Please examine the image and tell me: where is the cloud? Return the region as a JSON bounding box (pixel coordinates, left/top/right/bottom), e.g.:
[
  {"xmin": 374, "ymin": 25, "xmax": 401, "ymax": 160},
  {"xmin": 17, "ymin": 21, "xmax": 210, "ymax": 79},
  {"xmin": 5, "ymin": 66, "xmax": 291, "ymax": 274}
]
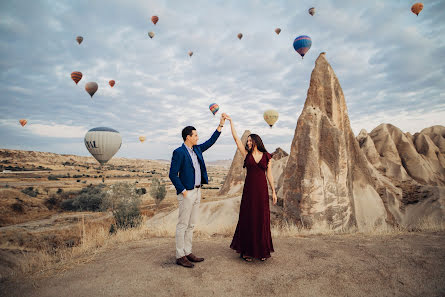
[
  {"xmin": 0, "ymin": 0, "xmax": 444, "ymax": 160},
  {"xmin": 28, "ymin": 123, "xmax": 87, "ymax": 138}
]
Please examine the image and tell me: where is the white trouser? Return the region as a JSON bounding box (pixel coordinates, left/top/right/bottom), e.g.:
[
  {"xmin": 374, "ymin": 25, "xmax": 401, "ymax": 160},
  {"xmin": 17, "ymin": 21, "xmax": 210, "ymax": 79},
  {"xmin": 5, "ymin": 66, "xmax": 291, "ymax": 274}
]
[{"xmin": 175, "ymin": 187, "xmax": 201, "ymax": 259}]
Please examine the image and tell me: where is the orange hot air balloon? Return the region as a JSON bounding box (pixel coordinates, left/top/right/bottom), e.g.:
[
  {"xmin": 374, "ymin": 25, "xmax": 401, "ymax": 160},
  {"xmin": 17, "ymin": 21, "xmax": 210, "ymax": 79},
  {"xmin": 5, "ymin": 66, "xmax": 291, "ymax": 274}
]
[
  {"xmin": 411, "ymin": 3, "xmax": 423, "ymax": 16},
  {"xmin": 71, "ymin": 71, "xmax": 82, "ymax": 84},
  {"xmin": 275, "ymin": 28, "xmax": 281, "ymax": 35},
  {"xmin": 151, "ymin": 15, "xmax": 159, "ymax": 25},
  {"xmin": 19, "ymin": 119, "xmax": 27, "ymax": 127},
  {"xmin": 85, "ymin": 82, "xmax": 98, "ymax": 98},
  {"xmin": 76, "ymin": 36, "xmax": 83, "ymax": 44},
  {"xmin": 109, "ymin": 80, "xmax": 115, "ymax": 87},
  {"xmin": 237, "ymin": 33, "xmax": 243, "ymax": 40}
]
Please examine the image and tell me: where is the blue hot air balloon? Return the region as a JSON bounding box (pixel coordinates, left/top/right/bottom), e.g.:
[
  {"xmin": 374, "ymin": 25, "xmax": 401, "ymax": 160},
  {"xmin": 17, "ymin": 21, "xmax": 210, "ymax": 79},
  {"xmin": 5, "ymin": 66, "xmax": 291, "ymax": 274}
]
[{"xmin": 293, "ymin": 35, "xmax": 312, "ymax": 59}]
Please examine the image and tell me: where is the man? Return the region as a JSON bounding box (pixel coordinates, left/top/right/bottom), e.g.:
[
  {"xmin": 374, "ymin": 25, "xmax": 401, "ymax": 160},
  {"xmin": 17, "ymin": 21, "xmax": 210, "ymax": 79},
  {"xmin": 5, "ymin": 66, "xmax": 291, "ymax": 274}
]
[{"xmin": 169, "ymin": 114, "xmax": 226, "ymax": 268}]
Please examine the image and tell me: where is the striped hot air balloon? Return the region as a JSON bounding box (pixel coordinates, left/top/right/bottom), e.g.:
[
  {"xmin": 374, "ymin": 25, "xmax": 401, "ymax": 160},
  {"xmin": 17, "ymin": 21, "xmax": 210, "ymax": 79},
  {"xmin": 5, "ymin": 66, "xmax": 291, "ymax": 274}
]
[
  {"xmin": 411, "ymin": 3, "xmax": 423, "ymax": 16},
  {"xmin": 71, "ymin": 71, "xmax": 82, "ymax": 84},
  {"xmin": 19, "ymin": 119, "xmax": 27, "ymax": 127},
  {"xmin": 151, "ymin": 15, "xmax": 159, "ymax": 25},
  {"xmin": 84, "ymin": 127, "xmax": 122, "ymax": 165},
  {"xmin": 109, "ymin": 80, "xmax": 115, "ymax": 87},
  {"xmin": 209, "ymin": 103, "xmax": 219, "ymax": 116},
  {"xmin": 85, "ymin": 82, "xmax": 98, "ymax": 98},
  {"xmin": 293, "ymin": 35, "xmax": 312, "ymax": 59}
]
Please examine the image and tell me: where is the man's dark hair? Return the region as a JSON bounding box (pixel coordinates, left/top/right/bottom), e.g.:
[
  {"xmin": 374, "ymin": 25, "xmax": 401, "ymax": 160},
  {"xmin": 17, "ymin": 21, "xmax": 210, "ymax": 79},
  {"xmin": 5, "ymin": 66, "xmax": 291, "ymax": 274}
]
[{"xmin": 182, "ymin": 126, "xmax": 196, "ymax": 141}]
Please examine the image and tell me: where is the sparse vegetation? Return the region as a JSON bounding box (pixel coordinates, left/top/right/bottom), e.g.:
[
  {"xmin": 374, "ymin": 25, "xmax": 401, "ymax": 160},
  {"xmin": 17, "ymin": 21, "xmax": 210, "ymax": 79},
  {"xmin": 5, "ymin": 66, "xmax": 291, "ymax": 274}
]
[
  {"xmin": 21, "ymin": 187, "xmax": 39, "ymax": 197},
  {"xmin": 11, "ymin": 202, "xmax": 24, "ymax": 213},
  {"xmin": 60, "ymin": 184, "xmax": 106, "ymax": 212},
  {"xmin": 48, "ymin": 175, "xmax": 59, "ymax": 180},
  {"xmin": 103, "ymin": 182, "xmax": 142, "ymax": 230},
  {"xmin": 150, "ymin": 178, "xmax": 166, "ymax": 207}
]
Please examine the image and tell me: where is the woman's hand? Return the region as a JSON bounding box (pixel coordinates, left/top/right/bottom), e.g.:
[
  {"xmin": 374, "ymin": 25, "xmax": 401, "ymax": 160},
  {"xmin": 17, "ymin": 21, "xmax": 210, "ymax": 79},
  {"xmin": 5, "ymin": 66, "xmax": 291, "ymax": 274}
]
[
  {"xmin": 272, "ymin": 192, "xmax": 277, "ymax": 205},
  {"xmin": 222, "ymin": 113, "xmax": 231, "ymax": 122}
]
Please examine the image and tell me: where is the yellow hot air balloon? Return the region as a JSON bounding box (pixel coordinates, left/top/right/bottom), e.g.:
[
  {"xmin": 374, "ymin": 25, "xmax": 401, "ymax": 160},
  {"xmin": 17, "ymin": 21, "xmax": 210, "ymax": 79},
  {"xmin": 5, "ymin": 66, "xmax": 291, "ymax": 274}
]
[
  {"xmin": 263, "ymin": 110, "xmax": 279, "ymax": 128},
  {"xmin": 411, "ymin": 3, "xmax": 423, "ymax": 16},
  {"xmin": 139, "ymin": 136, "xmax": 146, "ymax": 143}
]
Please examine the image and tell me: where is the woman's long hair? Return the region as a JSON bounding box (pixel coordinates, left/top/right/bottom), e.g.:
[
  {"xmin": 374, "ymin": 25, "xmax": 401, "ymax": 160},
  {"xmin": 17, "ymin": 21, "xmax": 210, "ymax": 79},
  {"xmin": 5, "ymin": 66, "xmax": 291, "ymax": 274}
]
[{"xmin": 245, "ymin": 134, "xmax": 268, "ymax": 153}]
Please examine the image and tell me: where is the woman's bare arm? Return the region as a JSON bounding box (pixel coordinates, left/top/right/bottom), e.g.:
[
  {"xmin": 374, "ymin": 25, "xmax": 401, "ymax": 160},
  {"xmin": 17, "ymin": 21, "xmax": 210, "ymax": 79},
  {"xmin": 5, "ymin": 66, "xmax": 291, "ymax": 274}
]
[
  {"xmin": 266, "ymin": 158, "xmax": 277, "ymax": 205},
  {"xmin": 225, "ymin": 115, "xmax": 247, "ymax": 158}
]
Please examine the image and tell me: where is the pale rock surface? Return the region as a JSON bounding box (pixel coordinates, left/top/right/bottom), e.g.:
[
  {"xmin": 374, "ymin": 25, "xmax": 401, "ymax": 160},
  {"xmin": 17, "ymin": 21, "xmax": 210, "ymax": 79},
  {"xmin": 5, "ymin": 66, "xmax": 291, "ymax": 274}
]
[{"xmin": 281, "ymin": 53, "xmax": 387, "ymax": 231}]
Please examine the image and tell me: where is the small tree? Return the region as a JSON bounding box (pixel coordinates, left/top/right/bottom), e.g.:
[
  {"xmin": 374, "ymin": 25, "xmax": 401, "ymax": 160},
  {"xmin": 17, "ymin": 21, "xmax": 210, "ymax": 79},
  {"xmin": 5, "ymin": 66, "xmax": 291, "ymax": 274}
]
[
  {"xmin": 103, "ymin": 182, "xmax": 142, "ymax": 230},
  {"xmin": 150, "ymin": 178, "xmax": 166, "ymax": 207}
]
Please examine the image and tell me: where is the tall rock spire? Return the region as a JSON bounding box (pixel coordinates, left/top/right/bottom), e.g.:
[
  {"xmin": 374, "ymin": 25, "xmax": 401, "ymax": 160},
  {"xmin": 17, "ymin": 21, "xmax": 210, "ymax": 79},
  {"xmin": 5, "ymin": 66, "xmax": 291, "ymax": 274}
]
[{"xmin": 282, "ymin": 53, "xmax": 387, "ymax": 231}]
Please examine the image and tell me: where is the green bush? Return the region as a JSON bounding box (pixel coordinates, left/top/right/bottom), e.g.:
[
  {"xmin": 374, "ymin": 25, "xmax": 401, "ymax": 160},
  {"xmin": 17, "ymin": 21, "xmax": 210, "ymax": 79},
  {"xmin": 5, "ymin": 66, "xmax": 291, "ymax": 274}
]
[
  {"xmin": 60, "ymin": 184, "xmax": 106, "ymax": 212},
  {"xmin": 102, "ymin": 182, "xmax": 142, "ymax": 230},
  {"xmin": 150, "ymin": 178, "xmax": 166, "ymax": 207},
  {"xmin": 45, "ymin": 196, "xmax": 59, "ymax": 210},
  {"xmin": 21, "ymin": 187, "xmax": 39, "ymax": 197}
]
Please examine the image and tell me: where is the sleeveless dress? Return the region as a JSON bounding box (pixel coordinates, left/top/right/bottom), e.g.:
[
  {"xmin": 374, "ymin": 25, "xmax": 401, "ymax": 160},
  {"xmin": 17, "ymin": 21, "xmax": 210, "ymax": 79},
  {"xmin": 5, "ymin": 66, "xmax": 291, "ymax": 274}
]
[{"xmin": 230, "ymin": 151, "xmax": 274, "ymax": 259}]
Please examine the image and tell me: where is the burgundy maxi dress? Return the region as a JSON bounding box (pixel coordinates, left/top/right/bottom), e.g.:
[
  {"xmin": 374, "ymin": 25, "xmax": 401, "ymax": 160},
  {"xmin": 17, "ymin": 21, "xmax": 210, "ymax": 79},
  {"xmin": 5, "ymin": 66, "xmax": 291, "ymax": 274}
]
[{"xmin": 230, "ymin": 151, "xmax": 274, "ymax": 259}]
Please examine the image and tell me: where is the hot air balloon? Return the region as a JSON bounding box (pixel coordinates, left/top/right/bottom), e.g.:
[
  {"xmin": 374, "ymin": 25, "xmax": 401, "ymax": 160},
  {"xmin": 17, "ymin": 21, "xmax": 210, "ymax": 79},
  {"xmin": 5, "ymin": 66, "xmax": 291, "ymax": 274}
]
[
  {"xmin": 71, "ymin": 71, "xmax": 82, "ymax": 84},
  {"xmin": 148, "ymin": 31, "xmax": 155, "ymax": 39},
  {"xmin": 263, "ymin": 110, "xmax": 279, "ymax": 128},
  {"xmin": 411, "ymin": 3, "xmax": 423, "ymax": 16},
  {"xmin": 308, "ymin": 7, "xmax": 315, "ymax": 16},
  {"xmin": 139, "ymin": 136, "xmax": 146, "ymax": 143},
  {"xmin": 19, "ymin": 119, "xmax": 27, "ymax": 127},
  {"xmin": 85, "ymin": 82, "xmax": 98, "ymax": 98},
  {"xmin": 209, "ymin": 103, "xmax": 219, "ymax": 116},
  {"xmin": 151, "ymin": 15, "xmax": 159, "ymax": 25},
  {"xmin": 84, "ymin": 127, "xmax": 122, "ymax": 165},
  {"xmin": 293, "ymin": 35, "xmax": 312, "ymax": 59},
  {"xmin": 188, "ymin": 51, "xmax": 193, "ymax": 57},
  {"xmin": 109, "ymin": 80, "xmax": 115, "ymax": 87},
  {"xmin": 237, "ymin": 33, "xmax": 243, "ymax": 40},
  {"xmin": 275, "ymin": 28, "xmax": 281, "ymax": 35},
  {"xmin": 76, "ymin": 36, "xmax": 83, "ymax": 44}
]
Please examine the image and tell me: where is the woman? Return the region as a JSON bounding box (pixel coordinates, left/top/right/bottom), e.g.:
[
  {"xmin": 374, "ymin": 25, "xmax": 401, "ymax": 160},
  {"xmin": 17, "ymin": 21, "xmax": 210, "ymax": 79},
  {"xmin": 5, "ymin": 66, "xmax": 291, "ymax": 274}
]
[{"xmin": 224, "ymin": 114, "xmax": 277, "ymax": 262}]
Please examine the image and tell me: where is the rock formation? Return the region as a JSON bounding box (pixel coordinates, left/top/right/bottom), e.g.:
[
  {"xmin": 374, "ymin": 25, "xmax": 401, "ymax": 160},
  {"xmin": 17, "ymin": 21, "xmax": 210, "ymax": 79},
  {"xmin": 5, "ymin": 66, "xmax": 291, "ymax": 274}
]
[
  {"xmin": 271, "ymin": 148, "xmax": 289, "ymax": 160},
  {"xmin": 367, "ymin": 124, "xmax": 444, "ymax": 186},
  {"xmin": 281, "ymin": 53, "xmax": 392, "ymax": 231}
]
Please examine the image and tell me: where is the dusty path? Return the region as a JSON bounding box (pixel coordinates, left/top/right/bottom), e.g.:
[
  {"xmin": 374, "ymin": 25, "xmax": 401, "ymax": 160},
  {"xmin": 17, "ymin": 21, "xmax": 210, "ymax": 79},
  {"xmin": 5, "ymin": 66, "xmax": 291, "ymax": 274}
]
[{"xmin": 2, "ymin": 232, "xmax": 445, "ymax": 297}]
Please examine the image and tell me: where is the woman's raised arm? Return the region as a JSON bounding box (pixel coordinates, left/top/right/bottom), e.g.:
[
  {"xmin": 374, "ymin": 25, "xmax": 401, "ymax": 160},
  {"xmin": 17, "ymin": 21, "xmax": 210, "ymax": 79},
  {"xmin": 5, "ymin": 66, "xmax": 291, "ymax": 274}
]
[{"xmin": 223, "ymin": 114, "xmax": 247, "ymax": 158}]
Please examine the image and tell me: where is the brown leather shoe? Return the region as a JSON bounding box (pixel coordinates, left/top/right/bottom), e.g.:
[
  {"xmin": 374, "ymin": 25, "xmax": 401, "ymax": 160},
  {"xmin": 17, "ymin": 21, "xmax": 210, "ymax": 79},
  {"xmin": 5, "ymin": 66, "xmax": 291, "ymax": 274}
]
[
  {"xmin": 176, "ymin": 256, "xmax": 194, "ymax": 268},
  {"xmin": 186, "ymin": 253, "xmax": 204, "ymax": 262}
]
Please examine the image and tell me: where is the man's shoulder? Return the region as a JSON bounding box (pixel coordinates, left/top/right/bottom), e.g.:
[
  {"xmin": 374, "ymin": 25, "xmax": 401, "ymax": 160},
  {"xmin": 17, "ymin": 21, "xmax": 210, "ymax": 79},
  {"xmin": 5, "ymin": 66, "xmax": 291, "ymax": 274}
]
[{"xmin": 173, "ymin": 146, "xmax": 185, "ymax": 154}]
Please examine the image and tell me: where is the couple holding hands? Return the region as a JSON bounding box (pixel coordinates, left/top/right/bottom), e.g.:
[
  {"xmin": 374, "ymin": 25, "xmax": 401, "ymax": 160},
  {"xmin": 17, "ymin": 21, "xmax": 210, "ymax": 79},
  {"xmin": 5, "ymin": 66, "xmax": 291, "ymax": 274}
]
[{"xmin": 169, "ymin": 113, "xmax": 277, "ymax": 268}]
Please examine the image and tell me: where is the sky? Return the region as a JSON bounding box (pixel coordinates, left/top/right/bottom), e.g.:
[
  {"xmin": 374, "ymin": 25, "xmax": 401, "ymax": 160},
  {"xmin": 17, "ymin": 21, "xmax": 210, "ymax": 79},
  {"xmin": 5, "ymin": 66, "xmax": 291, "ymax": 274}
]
[{"xmin": 1, "ymin": 0, "xmax": 444, "ymax": 161}]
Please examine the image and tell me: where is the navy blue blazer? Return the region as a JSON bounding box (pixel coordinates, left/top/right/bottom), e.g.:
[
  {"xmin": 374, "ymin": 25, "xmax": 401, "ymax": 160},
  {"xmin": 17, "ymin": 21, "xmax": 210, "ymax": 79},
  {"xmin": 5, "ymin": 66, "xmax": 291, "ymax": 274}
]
[{"xmin": 169, "ymin": 129, "xmax": 221, "ymax": 195}]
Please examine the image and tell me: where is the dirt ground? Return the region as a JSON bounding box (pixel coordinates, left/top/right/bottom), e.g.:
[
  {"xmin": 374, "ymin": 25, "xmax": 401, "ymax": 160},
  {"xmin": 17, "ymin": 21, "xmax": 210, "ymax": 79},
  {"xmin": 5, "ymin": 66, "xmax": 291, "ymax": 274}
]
[{"xmin": 2, "ymin": 232, "xmax": 445, "ymax": 297}]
